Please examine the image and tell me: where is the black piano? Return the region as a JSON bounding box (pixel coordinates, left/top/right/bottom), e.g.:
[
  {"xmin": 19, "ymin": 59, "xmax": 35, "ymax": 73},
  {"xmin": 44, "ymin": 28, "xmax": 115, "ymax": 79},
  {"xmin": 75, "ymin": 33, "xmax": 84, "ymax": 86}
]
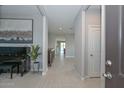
[{"xmin": 0, "ymin": 47, "xmax": 30, "ymax": 79}]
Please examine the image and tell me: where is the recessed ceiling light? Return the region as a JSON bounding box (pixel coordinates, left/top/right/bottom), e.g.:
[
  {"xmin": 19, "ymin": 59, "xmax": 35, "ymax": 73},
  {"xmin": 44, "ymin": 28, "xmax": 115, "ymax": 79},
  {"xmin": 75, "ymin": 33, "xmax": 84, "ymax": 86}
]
[{"xmin": 59, "ymin": 27, "xmax": 63, "ymax": 31}]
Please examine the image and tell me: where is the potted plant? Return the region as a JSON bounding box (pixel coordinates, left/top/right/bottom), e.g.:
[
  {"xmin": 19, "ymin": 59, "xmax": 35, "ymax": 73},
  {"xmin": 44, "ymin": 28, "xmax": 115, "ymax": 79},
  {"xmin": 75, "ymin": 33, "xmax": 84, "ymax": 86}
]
[{"xmin": 28, "ymin": 45, "xmax": 41, "ymax": 63}]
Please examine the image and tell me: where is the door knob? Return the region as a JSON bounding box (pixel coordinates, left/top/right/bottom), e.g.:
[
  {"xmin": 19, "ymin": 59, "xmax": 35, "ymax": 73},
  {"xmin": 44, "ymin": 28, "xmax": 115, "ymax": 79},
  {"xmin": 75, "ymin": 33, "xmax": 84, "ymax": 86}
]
[
  {"xmin": 90, "ymin": 54, "xmax": 93, "ymax": 56},
  {"xmin": 106, "ymin": 60, "xmax": 112, "ymax": 66},
  {"xmin": 103, "ymin": 72, "xmax": 112, "ymax": 80}
]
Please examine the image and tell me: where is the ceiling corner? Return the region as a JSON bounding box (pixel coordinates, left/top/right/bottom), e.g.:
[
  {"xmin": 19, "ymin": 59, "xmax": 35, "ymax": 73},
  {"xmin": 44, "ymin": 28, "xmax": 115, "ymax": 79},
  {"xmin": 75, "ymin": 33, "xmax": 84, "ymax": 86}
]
[{"xmin": 36, "ymin": 5, "xmax": 47, "ymax": 17}]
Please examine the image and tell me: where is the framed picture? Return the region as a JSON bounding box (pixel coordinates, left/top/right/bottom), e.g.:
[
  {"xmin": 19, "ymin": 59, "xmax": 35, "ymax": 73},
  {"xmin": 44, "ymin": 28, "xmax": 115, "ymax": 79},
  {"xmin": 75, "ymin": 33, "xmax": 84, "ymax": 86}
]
[{"xmin": 0, "ymin": 18, "xmax": 33, "ymax": 43}]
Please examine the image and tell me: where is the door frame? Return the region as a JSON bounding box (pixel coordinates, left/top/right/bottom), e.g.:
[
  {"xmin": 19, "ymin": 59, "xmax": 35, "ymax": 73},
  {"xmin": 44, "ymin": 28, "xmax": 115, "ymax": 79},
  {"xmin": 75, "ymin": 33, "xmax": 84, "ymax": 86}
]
[
  {"xmin": 101, "ymin": 5, "xmax": 106, "ymax": 88},
  {"xmin": 84, "ymin": 5, "xmax": 105, "ymax": 87},
  {"xmin": 85, "ymin": 5, "xmax": 102, "ymax": 79},
  {"xmin": 55, "ymin": 39, "xmax": 66, "ymax": 55},
  {"xmin": 56, "ymin": 40, "xmax": 66, "ymax": 55}
]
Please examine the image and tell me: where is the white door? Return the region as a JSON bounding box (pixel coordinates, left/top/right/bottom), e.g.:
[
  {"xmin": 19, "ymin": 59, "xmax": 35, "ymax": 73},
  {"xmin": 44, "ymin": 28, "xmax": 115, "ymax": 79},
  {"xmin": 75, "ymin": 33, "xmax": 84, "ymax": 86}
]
[{"xmin": 88, "ymin": 25, "xmax": 101, "ymax": 77}]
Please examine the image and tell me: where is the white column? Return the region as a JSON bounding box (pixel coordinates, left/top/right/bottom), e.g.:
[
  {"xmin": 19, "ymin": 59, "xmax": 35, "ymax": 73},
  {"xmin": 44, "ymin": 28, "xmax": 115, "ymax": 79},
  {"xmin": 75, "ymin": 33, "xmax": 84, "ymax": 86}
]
[{"xmin": 42, "ymin": 16, "xmax": 48, "ymax": 75}]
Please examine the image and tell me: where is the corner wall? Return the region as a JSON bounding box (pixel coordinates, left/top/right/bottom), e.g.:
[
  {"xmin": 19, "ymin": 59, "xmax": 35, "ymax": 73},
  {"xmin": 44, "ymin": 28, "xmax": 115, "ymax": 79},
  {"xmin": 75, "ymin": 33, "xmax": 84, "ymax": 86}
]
[{"xmin": 73, "ymin": 9, "xmax": 86, "ymax": 79}]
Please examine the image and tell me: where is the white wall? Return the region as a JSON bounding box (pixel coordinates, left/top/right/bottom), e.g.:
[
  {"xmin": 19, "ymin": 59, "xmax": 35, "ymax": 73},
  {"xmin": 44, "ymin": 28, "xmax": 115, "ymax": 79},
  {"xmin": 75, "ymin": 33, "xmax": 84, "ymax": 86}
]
[
  {"xmin": 73, "ymin": 8, "xmax": 86, "ymax": 79},
  {"xmin": 0, "ymin": 5, "xmax": 44, "ymax": 71},
  {"xmin": 65, "ymin": 34, "xmax": 75, "ymax": 57}
]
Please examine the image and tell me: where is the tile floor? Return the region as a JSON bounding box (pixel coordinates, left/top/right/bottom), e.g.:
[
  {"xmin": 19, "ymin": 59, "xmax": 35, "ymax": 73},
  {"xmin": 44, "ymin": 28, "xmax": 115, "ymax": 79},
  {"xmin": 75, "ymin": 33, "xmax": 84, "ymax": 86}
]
[{"xmin": 0, "ymin": 55, "xmax": 102, "ymax": 88}]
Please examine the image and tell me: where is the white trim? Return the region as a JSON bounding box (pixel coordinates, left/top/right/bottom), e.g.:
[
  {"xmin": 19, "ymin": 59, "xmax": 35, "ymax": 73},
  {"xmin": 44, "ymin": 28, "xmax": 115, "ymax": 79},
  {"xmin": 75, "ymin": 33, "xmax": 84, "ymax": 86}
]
[
  {"xmin": 42, "ymin": 16, "xmax": 48, "ymax": 74},
  {"xmin": 81, "ymin": 77, "xmax": 86, "ymax": 80},
  {"xmin": 101, "ymin": 5, "xmax": 106, "ymax": 88},
  {"xmin": 42, "ymin": 68, "xmax": 48, "ymax": 76},
  {"xmin": 84, "ymin": 76, "xmax": 90, "ymax": 79},
  {"xmin": 74, "ymin": 64, "xmax": 86, "ymax": 80},
  {"xmin": 66, "ymin": 56, "xmax": 75, "ymax": 58},
  {"xmin": 30, "ymin": 68, "xmax": 43, "ymax": 72},
  {"xmin": 81, "ymin": 76, "xmax": 90, "ymax": 80},
  {"xmin": 42, "ymin": 72, "xmax": 47, "ymax": 76},
  {"xmin": 81, "ymin": 10, "xmax": 86, "ymax": 79},
  {"xmin": 39, "ymin": 68, "xmax": 43, "ymax": 72}
]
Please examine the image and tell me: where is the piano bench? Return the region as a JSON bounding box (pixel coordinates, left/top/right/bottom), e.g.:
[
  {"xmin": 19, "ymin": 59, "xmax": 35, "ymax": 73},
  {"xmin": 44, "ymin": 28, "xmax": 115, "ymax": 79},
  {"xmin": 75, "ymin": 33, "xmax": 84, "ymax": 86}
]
[{"xmin": 0, "ymin": 63, "xmax": 18, "ymax": 79}]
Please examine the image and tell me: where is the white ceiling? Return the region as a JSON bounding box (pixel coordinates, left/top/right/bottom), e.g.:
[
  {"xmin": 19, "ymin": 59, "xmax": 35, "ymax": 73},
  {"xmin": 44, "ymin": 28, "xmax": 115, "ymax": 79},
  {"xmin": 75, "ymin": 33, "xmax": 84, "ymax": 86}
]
[{"xmin": 44, "ymin": 5, "xmax": 82, "ymax": 34}]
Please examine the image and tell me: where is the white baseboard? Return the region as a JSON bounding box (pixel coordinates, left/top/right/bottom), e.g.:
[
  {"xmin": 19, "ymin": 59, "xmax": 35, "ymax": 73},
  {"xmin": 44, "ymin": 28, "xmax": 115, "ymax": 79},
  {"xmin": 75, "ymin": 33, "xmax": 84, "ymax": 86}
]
[
  {"xmin": 30, "ymin": 68, "xmax": 42, "ymax": 72},
  {"xmin": 74, "ymin": 64, "xmax": 86, "ymax": 80},
  {"xmin": 42, "ymin": 68, "xmax": 48, "ymax": 76},
  {"xmin": 81, "ymin": 77, "xmax": 85, "ymax": 80},
  {"xmin": 30, "ymin": 68, "xmax": 48, "ymax": 76},
  {"xmin": 42, "ymin": 72, "xmax": 47, "ymax": 76},
  {"xmin": 39, "ymin": 68, "xmax": 43, "ymax": 72},
  {"xmin": 81, "ymin": 76, "xmax": 90, "ymax": 80},
  {"xmin": 66, "ymin": 56, "xmax": 75, "ymax": 58}
]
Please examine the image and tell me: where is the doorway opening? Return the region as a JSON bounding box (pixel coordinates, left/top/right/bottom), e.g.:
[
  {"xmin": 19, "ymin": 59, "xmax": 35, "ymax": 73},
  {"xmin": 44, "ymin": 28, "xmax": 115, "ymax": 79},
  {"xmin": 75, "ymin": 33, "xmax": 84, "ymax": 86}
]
[
  {"xmin": 60, "ymin": 42, "xmax": 66, "ymax": 55},
  {"xmin": 56, "ymin": 41, "xmax": 66, "ymax": 56}
]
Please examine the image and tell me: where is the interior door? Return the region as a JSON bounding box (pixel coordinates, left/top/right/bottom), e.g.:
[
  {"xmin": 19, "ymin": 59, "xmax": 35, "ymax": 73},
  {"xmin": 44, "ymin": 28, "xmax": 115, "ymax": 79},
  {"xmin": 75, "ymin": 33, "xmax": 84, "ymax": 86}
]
[
  {"xmin": 88, "ymin": 25, "xmax": 101, "ymax": 77},
  {"xmin": 105, "ymin": 5, "xmax": 124, "ymax": 88}
]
